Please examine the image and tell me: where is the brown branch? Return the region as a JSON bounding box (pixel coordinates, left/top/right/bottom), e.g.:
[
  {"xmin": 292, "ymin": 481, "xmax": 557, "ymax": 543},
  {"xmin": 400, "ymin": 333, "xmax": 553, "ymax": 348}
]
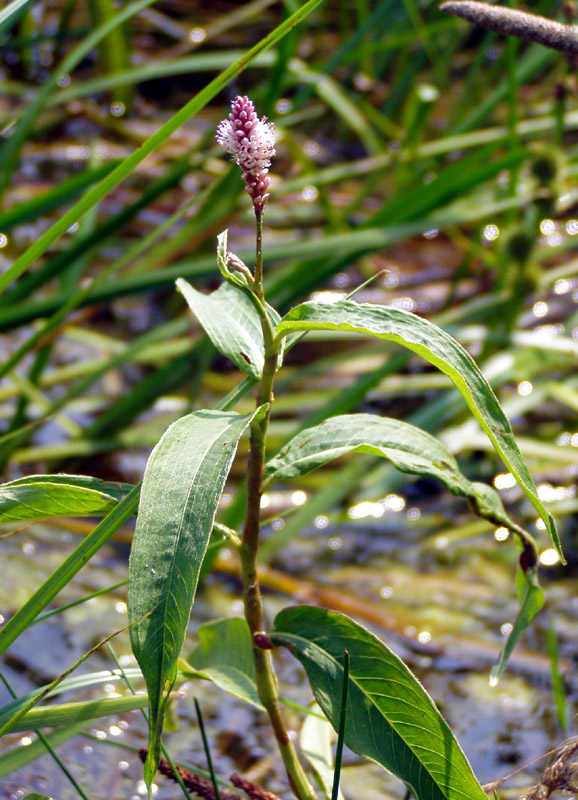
[
  {"xmin": 138, "ymin": 750, "xmax": 285, "ymax": 800},
  {"xmin": 231, "ymin": 773, "xmax": 283, "ymax": 800},
  {"xmin": 139, "ymin": 749, "xmax": 241, "ymax": 800},
  {"xmin": 440, "ymin": 1, "xmax": 578, "ymax": 57}
]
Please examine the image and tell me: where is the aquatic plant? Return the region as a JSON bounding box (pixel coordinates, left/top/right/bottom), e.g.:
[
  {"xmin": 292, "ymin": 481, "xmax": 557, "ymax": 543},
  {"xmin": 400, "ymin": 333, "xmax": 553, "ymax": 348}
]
[
  {"xmin": 0, "ymin": 1, "xmax": 574, "ymax": 798},
  {"xmin": 123, "ymin": 95, "xmax": 559, "ymax": 799}
]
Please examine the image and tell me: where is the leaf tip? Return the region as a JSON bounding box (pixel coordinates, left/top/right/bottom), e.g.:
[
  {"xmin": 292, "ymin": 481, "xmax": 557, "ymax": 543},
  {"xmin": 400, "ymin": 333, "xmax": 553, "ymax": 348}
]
[
  {"xmin": 488, "ymin": 671, "xmax": 500, "ymax": 688},
  {"xmin": 548, "ymin": 513, "xmax": 566, "ymax": 565},
  {"xmin": 175, "ymin": 277, "xmax": 189, "ymax": 296},
  {"xmin": 143, "ymin": 747, "xmax": 160, "ymax": 792}
]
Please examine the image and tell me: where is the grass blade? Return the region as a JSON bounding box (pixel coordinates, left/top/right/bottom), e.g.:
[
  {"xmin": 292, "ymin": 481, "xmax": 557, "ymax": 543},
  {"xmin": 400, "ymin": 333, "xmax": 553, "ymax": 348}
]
[
  {"xmin": 331, "ymin": 650, "xmax": 349, "ymax": 800},
  {"xmin": 0, "ymin": 0, "xmax": 326, "ymax": 294},
  {"xmin": 194, "ymin": 698, "xmax": 221, "ymax": 800},
  {"xmin": 0, "ymin": 484, "xmax": 140, "ymax": 657}
]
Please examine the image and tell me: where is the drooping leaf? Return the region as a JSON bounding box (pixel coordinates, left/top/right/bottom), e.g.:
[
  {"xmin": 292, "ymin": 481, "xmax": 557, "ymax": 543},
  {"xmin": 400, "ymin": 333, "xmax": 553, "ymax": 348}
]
[
  {"xmin": 272, "ymin": 606, "xmax": 487, "ymax": 800},
  {"xmin": 300, "ymin": 703, "xmax": 345, "ymax": 800},
  {"xmin": 0, "ymin": 475, "xmax": 131, "ymax": 524},
  {"xmin": 275, "ymin": 301, "xmax": 561, "ymax": 560},
  {"xmin": 266, "ymin": 414, "xmax": 524, "ymax": 531},
  {"xmin": 183, "ymin": 617, "xmax": 262, "ymax": 708},
  {"xmin": 266, "ymin": 413, "xmax": 461, "ymax": 484},
  {"xmin": 266, "ymin": 413, "xmax": 538, "ymax": 674},
  {"xmin": 490, "ymin": 567, "xmax": 544, "ymax": 686},
  {"xmin": 127, "ymin": 408, "xmax": 262, "ymax": 785}
]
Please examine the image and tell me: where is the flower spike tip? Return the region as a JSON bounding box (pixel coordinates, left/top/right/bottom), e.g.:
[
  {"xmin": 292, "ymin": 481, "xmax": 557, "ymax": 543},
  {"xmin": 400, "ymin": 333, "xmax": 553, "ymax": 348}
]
[{"xmin": 216, "ymin": 95, "xmax": 276, "ymax": 215}]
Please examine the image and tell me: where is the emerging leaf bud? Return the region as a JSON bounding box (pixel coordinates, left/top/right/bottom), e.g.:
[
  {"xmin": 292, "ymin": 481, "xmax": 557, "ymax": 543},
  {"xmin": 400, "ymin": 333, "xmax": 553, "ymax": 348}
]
[{"xmin": 216, "ymin": 95, "xmax": 276, "ymax": 215}]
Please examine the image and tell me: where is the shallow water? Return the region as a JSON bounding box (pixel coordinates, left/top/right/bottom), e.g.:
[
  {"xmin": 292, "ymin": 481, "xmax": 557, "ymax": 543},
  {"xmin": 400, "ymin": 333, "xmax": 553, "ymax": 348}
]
[{"xmin": 1, "ymin": 487, "xmax": 577, "ymax": 800}]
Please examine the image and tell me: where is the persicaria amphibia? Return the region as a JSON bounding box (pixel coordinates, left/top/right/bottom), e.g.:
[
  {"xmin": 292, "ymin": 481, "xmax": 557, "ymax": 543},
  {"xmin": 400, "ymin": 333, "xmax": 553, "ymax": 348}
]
[{"xmin": 216, "ymin": 95, "xmax": 276, "ymax": 214}]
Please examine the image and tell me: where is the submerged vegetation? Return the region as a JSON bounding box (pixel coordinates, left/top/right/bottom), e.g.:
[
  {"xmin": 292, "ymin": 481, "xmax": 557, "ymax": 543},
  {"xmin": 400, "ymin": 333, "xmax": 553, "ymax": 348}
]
[{"xmin": 0, "ymin": 1, "xmax": 577, "ymax": 799}]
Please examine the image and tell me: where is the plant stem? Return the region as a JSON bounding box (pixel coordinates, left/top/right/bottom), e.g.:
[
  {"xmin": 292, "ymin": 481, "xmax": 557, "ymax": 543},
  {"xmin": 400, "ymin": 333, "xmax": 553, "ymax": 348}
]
[
  {"xmin": 240, "ymin": 212, "xmax": 316, "ymax": 800},
  {"xmin": 254, "ymin": 208, "xmax": 265, "ymax": 301}
]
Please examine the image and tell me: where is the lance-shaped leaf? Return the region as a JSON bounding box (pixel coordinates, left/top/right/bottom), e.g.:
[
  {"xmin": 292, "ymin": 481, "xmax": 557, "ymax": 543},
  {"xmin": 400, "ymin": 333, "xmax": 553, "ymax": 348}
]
[
  {"xmin": 266, "ymin": 413, "xmax": 540, "ymax": 675},
  {"xmin": 0, "ymin": 474, "xmax": 131, "ymax": 524},
  {"xmin": 128, "ymin": 407, "xmax": 262, "ymax": 785},
  {"xmin": 266, "ymin": 414, "xmax": 523, "ymax": 530},
  {"xmin": 177, "ymin": 231, "xmax": 283, "ymax": 380},
  {"xmin": 22, "ymin": 795, "xmax": 54, "ymax": 800},
  {"xmin": 272, "ymin": 606, "xmax": 487, "ymax": 800},
  {"xmin": 275, "ymin": 301, "xmax": 561, "ymax": 560}
]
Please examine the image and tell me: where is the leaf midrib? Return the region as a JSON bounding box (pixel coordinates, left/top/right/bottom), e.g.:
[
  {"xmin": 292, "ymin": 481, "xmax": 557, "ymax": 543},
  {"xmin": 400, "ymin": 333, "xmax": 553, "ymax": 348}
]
[
  {"xmin": 157, "ymin": 422, "xmax": 225, "ymax": 685},
  {"xmin": 279, "ymin": 630, "xmax": 477, "ymax": 800}
]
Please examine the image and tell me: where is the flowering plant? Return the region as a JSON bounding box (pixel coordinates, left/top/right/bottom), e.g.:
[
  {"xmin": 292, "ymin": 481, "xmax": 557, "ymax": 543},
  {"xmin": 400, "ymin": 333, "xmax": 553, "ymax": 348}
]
[
  {"xmin": 123, "ymin": 96, "xmax": 560, "ymax": 800},
  {"xmin": 0, "ymin": 96, "xmax": 559, "ymax": 800}
]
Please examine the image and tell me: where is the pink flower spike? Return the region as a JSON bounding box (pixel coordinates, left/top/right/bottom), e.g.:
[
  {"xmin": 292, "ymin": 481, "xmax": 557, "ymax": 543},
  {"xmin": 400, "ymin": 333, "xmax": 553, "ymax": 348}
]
[{"xmin": 216, "ymin": 96, "xmax": 276, "ymax": 214}]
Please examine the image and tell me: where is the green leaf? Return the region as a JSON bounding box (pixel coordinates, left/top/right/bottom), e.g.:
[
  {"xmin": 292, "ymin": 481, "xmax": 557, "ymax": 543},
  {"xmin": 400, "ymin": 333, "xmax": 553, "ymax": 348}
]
[
  {"xmin": 128, "ymin": 408, "xmax": 261, "ymax": 785},
  {"xmin": 177, "ymin": 280, "xmax": 265, "ymax": 380},
  {"xmin": 465, "ymin": 480, "xmax": 525, "ymax": 531},
  {"xmin": 265, "ymin": 413, "xmax": 527, "ymax": 533},
  {"xmin": 0, "ymin": 474, "xmax": 132, "ymax": 524},
  {"xmin": 266, "ymin": 412, "xmax": 468, "ymax": 488},
  {"xmin": 0, "ymin": 694, "xmax": 148, "ymax": 734},
  {"xmin": 177, "ymin": 231, "xmax": 282, "ymax": 379},
  {"xmin": 5, "ymin": 473, "xmax": 133, "ymax": 497},
  {"xmin": 272, "ymin": 606, "xmax": 487, "ymax": 800},
  {"xmin": 275, "ymin": 301, "xmax": 561, "ymax": 560},
  {"xmin": 300, "ymin": 703, "xmax": 345, "ymax": 800},
  {"xmin": 0, "ymin": 482, "xmax": 116, "ymax": 524},
  {"xmin": 266, "ymin": 413, "xmax": 538, "ymax": 675},
  {"xmin": 490, "ymin": 568, "xmax": 544, "ymax": 686},
  {"xmin": 183, "ymin": 617, "xmax": 262, "ymax": 708},
  {"xmin": 22, "ymin": 795, "xmax": 55, "ymax": 800}
]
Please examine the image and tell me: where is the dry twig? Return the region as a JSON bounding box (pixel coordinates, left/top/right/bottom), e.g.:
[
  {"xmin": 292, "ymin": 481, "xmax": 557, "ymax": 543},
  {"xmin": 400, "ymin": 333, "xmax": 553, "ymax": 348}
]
[
  {"xmin": 138, "ymin": 749, "xmax": 283, "ymax": 800},
  {"xmin": 441, "ymin": 1, "xmax": 578, "ymax": 57}
]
